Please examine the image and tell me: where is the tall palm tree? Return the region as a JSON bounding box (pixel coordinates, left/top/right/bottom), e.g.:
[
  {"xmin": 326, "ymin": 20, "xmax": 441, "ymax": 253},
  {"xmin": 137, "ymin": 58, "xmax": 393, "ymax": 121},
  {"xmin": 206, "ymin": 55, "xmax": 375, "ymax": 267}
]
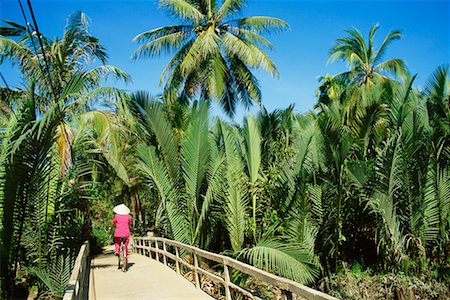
[
  {"xmin": 0, "ymin": 11, "xmax": 130, "ymax": 111},
  {"xmin": 328, "ymin": 24, "xmax": 408, "ymax": 86},
  {"xmin": 132, "ymin": 0, "xmax": 288, "ymax": 116}
]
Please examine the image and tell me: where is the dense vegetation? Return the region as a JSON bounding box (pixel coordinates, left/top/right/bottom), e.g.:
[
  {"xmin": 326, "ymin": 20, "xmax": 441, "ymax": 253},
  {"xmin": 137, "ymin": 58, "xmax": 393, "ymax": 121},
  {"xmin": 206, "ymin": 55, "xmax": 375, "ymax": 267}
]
[{"xmin": 0, "ymin": 0, "xmax": 448, "ymax": 299}]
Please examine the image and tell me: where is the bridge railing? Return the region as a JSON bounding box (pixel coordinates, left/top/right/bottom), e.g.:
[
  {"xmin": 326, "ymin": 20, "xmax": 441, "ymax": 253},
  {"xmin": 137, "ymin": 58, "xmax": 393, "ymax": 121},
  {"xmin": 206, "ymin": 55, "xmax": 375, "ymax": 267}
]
[
  {"xmin": 63, "ymin": 241, "xmax": 90, "ymax": 300},
  {"xmin": 133, "ymin": 236, "xmax": 336, "ymax": 300}
]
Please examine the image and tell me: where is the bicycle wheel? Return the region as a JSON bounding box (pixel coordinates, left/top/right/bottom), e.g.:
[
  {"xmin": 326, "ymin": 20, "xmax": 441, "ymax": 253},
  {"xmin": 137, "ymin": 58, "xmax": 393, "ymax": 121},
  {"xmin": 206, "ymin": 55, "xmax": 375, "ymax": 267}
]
[{"xmin": 120, "ymin": 241, "xmax": 126, "ymax": 272}]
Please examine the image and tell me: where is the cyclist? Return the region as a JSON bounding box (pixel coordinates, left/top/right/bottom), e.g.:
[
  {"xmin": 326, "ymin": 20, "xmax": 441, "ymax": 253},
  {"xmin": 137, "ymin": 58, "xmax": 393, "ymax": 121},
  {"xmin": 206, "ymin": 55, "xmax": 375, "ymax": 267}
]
[{"xmin": 111, "ymin": 203, "xmax": 131, "ymax": 266}]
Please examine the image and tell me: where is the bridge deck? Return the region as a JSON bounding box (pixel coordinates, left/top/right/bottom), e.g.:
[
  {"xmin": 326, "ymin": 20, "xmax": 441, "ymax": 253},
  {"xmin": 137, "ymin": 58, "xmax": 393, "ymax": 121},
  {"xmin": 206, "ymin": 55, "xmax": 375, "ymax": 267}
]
[{"xmin": 89, "ymin": 246, "xmax": 212, "ymax": 299}]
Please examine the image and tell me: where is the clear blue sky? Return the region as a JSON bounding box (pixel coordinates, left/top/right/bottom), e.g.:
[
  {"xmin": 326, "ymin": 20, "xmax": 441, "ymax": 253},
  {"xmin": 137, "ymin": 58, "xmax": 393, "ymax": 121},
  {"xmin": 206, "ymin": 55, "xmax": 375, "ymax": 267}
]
[{"xmin": 1, "ymin": 0, "xmax": 449, "ymax": 122}]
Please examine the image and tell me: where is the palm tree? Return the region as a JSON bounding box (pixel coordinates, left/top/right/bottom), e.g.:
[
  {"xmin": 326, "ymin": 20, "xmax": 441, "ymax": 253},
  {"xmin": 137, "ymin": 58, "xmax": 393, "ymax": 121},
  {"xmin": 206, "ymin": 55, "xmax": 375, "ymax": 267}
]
[
  {"xmin": 0, "ymin": 12, "xmax": 129, "ymax": 297},
  {"xmin": 0, "ymin": 11, "xmax": 130, "ymax": 111},
  {"xmin": 132, "ymin": 0, "xmax": 288, "ymax": 117},
  {"xmin": 328, "ymin": 24, "xmax": 408, "ymax": 86},
  {"xmin": 0, "ymin": 73, "xmax": 95, "ymax": 297},
  {"xmin": 425, "ymin": 65, "xmax": 449, "ymax": 168}
]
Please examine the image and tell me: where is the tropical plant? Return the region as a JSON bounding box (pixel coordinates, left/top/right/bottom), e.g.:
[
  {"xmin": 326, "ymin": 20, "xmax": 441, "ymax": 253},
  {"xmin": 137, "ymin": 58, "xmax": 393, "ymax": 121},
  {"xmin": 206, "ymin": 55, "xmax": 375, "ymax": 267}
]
[
  {"xmin": 0, "ymin": 74, "xmax": 91, "ymax": 297},
  {"xmin": 132, "ymin": 0, "xmax": 288, "ymax": 116},
  {"xmin": 0, "ymin": 11, "xmax": 129, "ymax": 112},
  {"xmin": 328, "ymin": 24, "xmax": 408, "ymax": 86},
  {"xmin": 0, "ymin": 11, "xmax": 129, "ymax": 298}
]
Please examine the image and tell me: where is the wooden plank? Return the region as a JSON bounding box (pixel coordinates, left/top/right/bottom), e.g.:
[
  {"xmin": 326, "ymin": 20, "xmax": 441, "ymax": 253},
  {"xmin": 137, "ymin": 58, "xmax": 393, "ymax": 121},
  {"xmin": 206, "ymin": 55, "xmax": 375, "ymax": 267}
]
[
  {"xmin": 229, "ymin": 282, "xmax": 262, "ymax": 300},
  {"xmin": 163, "ymin": 251, "xmax": 177, "ymax": 262},
  {"xmin": 196, "ymin": 268, "xmax": 225, "ymax": 285},
  {"xmin": 178, "ymin": 258, "xmax": 194, "ymax": 270},
  {"xmin": 63, "ymin": 241, "xmax": 90, "ymax": 300}
]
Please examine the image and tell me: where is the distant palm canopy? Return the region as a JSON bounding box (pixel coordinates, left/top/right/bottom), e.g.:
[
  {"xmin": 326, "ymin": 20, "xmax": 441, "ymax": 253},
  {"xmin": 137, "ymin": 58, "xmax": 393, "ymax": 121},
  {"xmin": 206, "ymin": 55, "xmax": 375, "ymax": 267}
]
[
  {"xmin": 132, "ymin": 0, "xmax": 289, "ymax": 117},
  {"xmin": 328, "ymin": 24, "xmax": 408, "ymax": 86}
]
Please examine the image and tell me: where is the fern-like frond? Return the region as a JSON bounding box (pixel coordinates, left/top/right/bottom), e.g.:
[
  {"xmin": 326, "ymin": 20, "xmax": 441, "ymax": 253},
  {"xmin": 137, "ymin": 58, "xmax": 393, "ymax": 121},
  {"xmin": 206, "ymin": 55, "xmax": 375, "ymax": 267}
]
[{"xmin": 241, "ymin": 239, "xmax": 320, "ymax": 285}]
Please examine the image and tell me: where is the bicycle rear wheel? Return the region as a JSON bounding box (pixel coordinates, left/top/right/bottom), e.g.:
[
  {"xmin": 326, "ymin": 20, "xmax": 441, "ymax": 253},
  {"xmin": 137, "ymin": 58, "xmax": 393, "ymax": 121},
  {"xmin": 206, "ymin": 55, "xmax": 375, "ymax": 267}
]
[{"xmin": 120, "ymin": 241, "xmax": 126, "ymax": 272}]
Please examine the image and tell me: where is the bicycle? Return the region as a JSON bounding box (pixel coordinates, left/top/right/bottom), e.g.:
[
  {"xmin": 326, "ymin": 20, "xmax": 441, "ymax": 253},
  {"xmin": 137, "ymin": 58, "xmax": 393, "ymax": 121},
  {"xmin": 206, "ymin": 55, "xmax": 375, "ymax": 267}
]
[{"xmin": 118, "ymin": 237, "xmax": 127, "ymax": 272}]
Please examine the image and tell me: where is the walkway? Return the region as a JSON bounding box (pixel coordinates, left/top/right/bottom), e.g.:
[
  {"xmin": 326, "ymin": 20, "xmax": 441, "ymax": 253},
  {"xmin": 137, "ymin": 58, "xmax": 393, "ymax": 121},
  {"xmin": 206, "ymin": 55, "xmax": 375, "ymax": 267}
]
[{"xmin": 89, "ymin": 246, "xmax": 212, "ymax": 299}]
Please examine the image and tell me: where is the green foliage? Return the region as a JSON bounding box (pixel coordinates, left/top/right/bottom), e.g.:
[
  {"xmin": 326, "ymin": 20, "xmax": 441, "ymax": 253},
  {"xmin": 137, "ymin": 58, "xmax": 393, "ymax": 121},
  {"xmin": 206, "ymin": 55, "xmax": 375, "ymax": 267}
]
[
  {"xmin": 328, "ymin": 24, "xmax": 407, "ymax": 86},
  {"xmin": 241, "ymin": 239, "xmax": 320, "ymax": 284},
  {"xmin": 1, "ymin": 4, "xmax": 449, "ymax": 298},
  {"xmin": 133, "ymin": 0, "xmax": 288, "ymax": 116},
  {"xmin": 0, "ymin": 10, "xmax": 129, "ymax": 298},
  {"xmin": 29, "ymin": 254, "xmax": 73, "ymax": 299}
]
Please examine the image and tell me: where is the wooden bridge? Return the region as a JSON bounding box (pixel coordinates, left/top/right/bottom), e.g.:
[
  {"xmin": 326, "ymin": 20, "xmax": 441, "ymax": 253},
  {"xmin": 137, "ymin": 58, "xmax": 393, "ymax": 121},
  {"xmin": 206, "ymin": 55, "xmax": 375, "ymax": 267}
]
[{"xmin": 64, "ymin": 237, "xmax": 337, "ymax": 300}]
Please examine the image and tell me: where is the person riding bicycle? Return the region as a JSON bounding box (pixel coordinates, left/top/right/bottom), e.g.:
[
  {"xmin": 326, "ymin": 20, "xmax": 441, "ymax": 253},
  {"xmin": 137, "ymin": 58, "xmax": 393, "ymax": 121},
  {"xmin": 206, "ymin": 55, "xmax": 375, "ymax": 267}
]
[{"xmin": 112, "ymin": 203, "xmax": 131, "ymax": 265}]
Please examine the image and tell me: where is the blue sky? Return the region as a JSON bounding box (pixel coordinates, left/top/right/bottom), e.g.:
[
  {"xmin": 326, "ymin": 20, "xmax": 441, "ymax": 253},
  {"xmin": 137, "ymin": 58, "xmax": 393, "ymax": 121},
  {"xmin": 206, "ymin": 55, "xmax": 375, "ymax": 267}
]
[{"xmin": 1, "ymin": 0, "xmax": 449, "ymax": 122}]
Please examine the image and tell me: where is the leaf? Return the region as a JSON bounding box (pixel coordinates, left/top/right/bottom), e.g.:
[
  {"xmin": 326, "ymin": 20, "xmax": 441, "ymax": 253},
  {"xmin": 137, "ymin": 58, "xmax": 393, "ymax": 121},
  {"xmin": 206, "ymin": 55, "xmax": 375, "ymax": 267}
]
[{"xmin": 241, "ymin": 239, "xmax": 320, "ymax": 284}]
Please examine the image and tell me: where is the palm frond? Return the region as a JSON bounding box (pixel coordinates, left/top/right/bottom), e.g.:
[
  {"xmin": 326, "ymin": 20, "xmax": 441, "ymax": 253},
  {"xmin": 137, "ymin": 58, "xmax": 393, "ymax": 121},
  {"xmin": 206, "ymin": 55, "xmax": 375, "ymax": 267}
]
[
  {"xmin": 242, "ymin": 114, "xmax": 261, "ymax": 185},
  {"xmin": 132, "ymin": 31, "xmax": 192, "ymax": 59},
  {"xmin": 132, "ymin": 94, "xmax": 180, "ymax": 180},
  {"xmin": 1, "ymin": 19, "xmax": 28, "ymax": 34},
  {"xmin": 159, "ymin": 0, "xmax": 204, "ymax": 23},
  {"xmin": 222, "ymin": 32, "xmax": 278, "ymax": 76},
  {"xmin": 80, "ymin": 110, "xmax": 130, "ymax": 185},
  {"xmin": 194, "ymin": 145, "xmax": 225, "ymax": 243},
  {"xmin": 233, "ymin": 16, "xmax": 289, "ymax": 34},
  {"xmin": 29, "ymin": 253, "xmax": 73, "ymax": 298},
  {"xmin": 85, "ymin": 65, "xmax": 131, "ymax": 85},
  {"xmin": 217, "ymin": 0, "xmax": 246, "ymax": 19},
  {"xmin": 422, "ymin": 163, "xmax": 450, "ymax": 245},
  {"xmin": 375, "ymin": 58, "xmax": 408, "ymax": 79},
  {"xmin": 137, "ymin": 144, "xmax": 190, "ymax": 244},
  {"xmin": 225, "ymin": 26, "xmax": 273, "ymax": 49},
  {"xmin": 241, "ymin": 239, "xmax": 320, "ymax": 284},
  {"xmin": 181, "ymin": 102, "xmax": 210, "ymax": 239},
  {"xmin": 372, "ymin": 29, "xmax": 402, "ymax": 66},
  {"xmin": 221, "ymin": 122, "xmax": 248, "ymax": 251}
]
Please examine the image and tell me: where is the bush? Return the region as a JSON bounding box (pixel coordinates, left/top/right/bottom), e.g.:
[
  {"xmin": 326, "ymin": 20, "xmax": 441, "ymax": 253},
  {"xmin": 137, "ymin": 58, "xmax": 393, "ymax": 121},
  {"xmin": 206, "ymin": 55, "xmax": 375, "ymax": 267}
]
[
  {"xmin": 90, "ymin": 200, "xmax": 114, "ymax": 253},
  {"xmin": 92, "ymin": 225, "xmax": 112, "ymax": 247},
  {"xmin": 328, "ymin": 268, "xmax": 450, "ymax": 299}
]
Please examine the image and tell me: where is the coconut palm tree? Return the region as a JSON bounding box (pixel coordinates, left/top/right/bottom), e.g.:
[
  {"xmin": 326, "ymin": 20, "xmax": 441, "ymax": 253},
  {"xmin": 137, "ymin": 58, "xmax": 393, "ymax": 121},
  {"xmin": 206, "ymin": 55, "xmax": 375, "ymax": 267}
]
[
  {"xmin": 0, "ymin": 11, "xmax": 130, "ymax": 111},
  {"xmin": 328, "ymin": 24, "xmax": 408, "ymax": 86},
  {"xmin": 132, "ymin": 0, "xmax": 288, "ymax": 117}
]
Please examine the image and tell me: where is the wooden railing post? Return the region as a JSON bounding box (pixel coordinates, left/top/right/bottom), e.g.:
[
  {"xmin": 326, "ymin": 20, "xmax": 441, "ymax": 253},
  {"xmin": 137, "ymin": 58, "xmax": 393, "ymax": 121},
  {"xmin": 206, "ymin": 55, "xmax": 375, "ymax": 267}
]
[
  {"xmin": 163, "ymin": 241, "xmax": 167, "ymax": 266},
  {"xmin": 193, "ymin": 253, "xmax": 200, "ymax": 288},
  {"xmin": 175, "ymin": 246, "xmax": 181, "ymax": 275},
  {"xmin": 155, "ymin": 240, "xmax": 160, "ymax": 262},
  {"xmin": 223, "ymin": 262, "xmax": 232, "ymax": 300}
]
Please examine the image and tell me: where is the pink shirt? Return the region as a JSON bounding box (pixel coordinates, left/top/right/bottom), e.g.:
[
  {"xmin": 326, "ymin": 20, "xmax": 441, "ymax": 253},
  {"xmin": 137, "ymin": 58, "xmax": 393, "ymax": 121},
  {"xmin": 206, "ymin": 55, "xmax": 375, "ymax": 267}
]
[{"xmin": 112, "ymin": 214, "xmax": 131, "ymax": 237}]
